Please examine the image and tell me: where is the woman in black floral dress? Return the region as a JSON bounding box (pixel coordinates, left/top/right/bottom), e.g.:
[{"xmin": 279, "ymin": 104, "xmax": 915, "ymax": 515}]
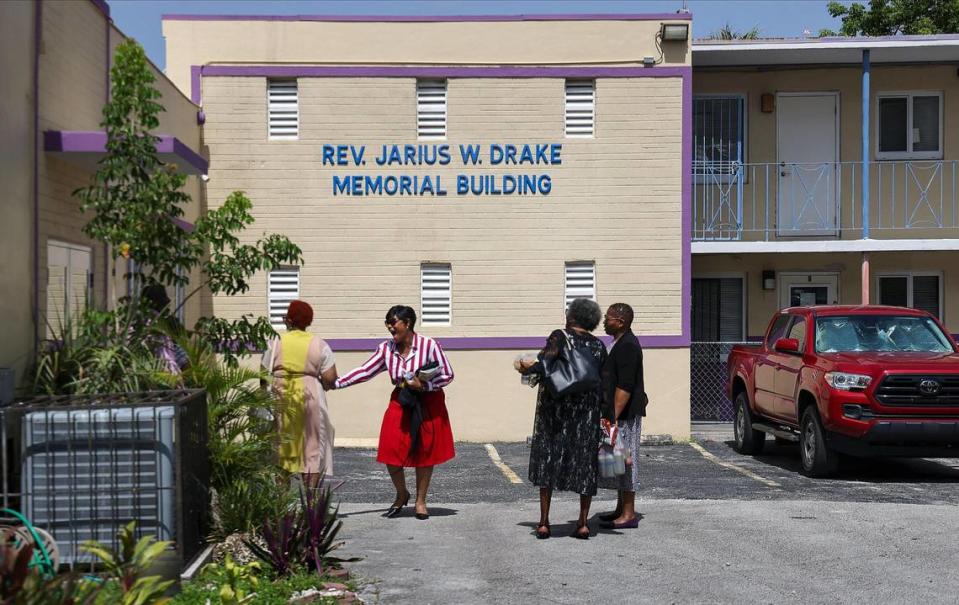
[{"xmin": 518, "ymin": 298, "xmax": 607, "ymax": 540}]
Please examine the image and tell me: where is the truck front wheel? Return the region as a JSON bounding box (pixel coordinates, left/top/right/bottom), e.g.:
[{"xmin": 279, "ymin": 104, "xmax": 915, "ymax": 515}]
[
  {"xmin": 733, "ymin": 392, "xmax": 765, "ymax": 455},
  {"xmin": 799, "ymin": 407, "xmax": 838, "ymax": 477}
]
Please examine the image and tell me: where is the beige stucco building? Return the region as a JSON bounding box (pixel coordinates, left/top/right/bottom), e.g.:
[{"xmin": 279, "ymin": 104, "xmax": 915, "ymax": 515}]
[
  {"xmin": 690, "ymin": 37, "xmax": 959, "ymax": 421},
  {"xmin": 8, "ymin": 4, "xmax": 955, "ymax": 442},
  {"xmin": 0, "ymin": 0, "xmax": 206, "ymax": 399},
  {"xmin": 162, "ymin": 13, "xmax": 694, "ymax": 442}
]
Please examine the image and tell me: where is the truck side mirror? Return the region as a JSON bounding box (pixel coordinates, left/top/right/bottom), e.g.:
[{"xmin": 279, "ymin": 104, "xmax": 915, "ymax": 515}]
[{"xmin": 774, "ymin": 338, "xmax": 800, "ymax": 353}]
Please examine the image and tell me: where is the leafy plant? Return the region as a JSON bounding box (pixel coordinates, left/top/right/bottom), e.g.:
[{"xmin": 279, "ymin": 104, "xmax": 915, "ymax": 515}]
[
  {"xmin": 1, "ymin": 543, "xmax": 101, "ymax": 605},
  {"xmin": 31, "ymin": 307, "xmax": 173, "ymax": 396},
  {"xmin": 81, "ymin": 522, "xmax": 174, "ymax": 605},
  {"xmin": 244, "ymin": 506, "xmax": 303, "ymax": 578},
  {"xmin": 243, "ymin": 480, "xmax": 355, "ymax": 578},
  {"xmin": 170, "ymin": 334, "xmax": 292, "ymax": 538},
  {"xmin": 74, "ymin": 39, "xmax": 302, "ymax": 363},
  {"xmin": 820, "ymin": 0, "xmax": 959, "ymax": 36},
  {"xmin": 300, "ymin": 484, "xmax": 346, "ymax": 573},
  {"xmin": 709, "ymin": 22, "xmax": 761, "ymax": 39},
  {"xmin": 200, "ymin": 556, "xmax": 261, "ymax": 605},
  {"xmin": 171, "ymin": 569, "xmax": 351, "ymax": 605}
]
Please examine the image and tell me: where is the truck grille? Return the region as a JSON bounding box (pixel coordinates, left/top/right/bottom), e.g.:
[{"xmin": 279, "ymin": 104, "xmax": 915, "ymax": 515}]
[{"xmin": 875, "ymin": 375, "xmax": 959, "ymax": 406}]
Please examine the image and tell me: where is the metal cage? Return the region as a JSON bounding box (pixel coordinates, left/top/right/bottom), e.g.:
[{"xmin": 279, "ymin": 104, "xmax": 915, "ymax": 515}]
[{"xmin": 1, "ymin": 390, "xmax": 209, "ymax": 570}]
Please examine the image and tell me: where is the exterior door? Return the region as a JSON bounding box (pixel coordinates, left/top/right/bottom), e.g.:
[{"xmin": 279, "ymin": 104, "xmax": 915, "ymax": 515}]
[
  {"xmin": 774, "ymin": 314, "xmax": 808, "ymax": 421},
  {"xmin": 779, "ymin": 273, "xmax": 839, "ymax": 309},
  {"xmin": 777, "ymin": 93, "xmax": 839, "ymax": 237},
  {"xmin": 46, "ymin": 241, "xmax": 92, "ymax": 338},
  {"xmin": 755, "ymin": 314, "xmax": 791, "ymax": 417}
]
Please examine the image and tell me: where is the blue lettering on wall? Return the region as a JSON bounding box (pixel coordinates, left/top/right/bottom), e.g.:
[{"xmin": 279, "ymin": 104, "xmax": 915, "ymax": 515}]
[{"xmin": 326, "ymin": 143, "xmax": 561, "ymax": 196}]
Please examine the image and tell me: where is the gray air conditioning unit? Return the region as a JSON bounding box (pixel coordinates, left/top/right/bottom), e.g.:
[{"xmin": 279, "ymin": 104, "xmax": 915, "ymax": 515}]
[{"xmin": 2, "ymin": 391, "xmax": 209, "ymax": 569}]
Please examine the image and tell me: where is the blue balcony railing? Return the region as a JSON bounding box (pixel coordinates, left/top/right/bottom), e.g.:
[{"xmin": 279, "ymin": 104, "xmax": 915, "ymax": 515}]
[{"xmin": 692, "ymin": 160, "xmax": 959, "ymax": 241}]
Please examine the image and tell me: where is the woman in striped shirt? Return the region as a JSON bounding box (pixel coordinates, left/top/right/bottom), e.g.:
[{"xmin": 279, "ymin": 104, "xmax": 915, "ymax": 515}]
[{"xmin": 334, "ymin": 305, "xmax": 455, "ymax": 520}]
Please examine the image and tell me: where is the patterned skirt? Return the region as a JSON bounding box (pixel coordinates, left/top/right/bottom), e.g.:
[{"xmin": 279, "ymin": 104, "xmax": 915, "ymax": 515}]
[
  {"xmin": 528, "ymin": 391, "xmax": 603, "ymax": 496},
  {"xmin": 598, "ymin": 416, "xmax": 643, "ymax": 492}
]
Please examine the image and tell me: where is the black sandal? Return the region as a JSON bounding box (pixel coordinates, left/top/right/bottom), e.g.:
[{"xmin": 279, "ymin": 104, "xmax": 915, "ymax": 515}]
[
  {"xmin": 572, "ymin": 523, "xmax": 590, "ymax": 540},
  {"xmin": 535, "ymin": 523, "xmax": 551, "ymax": 539}
]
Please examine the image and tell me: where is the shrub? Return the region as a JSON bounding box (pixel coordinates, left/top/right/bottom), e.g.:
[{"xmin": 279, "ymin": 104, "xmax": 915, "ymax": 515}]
[{"xmin": 244, "ymin": 479, "xmax": 355, "ymax": 578}]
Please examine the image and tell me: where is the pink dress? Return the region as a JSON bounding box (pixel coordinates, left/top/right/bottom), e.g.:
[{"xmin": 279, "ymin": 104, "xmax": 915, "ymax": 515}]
[{"xmin": 262, "ymin": 331, "xmax": 336, "ymax": 476}]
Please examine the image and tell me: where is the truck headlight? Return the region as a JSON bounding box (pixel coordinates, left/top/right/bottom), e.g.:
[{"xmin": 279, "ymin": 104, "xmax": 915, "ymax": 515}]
[{"xmin": 824, "ymin": 372, "xmax": 872, "ymax": 391}]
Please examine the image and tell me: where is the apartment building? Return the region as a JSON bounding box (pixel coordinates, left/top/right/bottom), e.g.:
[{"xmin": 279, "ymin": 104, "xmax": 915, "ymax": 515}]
[{"xmin": 690, "ymin": 35, "xmax": 959, "ymax": 421}]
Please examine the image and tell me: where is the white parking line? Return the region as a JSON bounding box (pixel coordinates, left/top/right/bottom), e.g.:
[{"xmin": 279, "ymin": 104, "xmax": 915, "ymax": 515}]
[
  {"xmin": 485, "ymin": 444, "xmax": 523, "ymax": 484},
  {"xmin": 689, "ymin": 442, "xmax": 781, "ymax": 488}
]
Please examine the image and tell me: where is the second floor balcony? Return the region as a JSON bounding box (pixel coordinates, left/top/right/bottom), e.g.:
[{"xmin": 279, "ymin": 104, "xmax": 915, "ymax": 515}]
[{"xmin": 692, "ymin": 160, "xmax": 959, "ymax": 243}]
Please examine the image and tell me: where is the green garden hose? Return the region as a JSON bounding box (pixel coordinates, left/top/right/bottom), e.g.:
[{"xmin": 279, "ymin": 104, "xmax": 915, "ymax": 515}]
[{"xmin": 1, "ymin": 508, "xmax": 55, "ymax": 577}]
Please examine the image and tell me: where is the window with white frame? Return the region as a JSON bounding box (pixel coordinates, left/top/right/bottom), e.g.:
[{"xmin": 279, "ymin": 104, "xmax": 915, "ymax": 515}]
[
  {"xmin": 421, "ymin": 263, "xmax": 452, "ymax": 325},
  {"xmin": 416, "ymin": 79, "xmax": 447, "ymax": 139},
  {"xmin": 268, "ymin": 79, "xmax": 299, "ymax": 140},
  {"xmin": 268, "ymin": 267, "xmax": 300, "ymax": 330},
  {"xmin": 693, "ymin": 95, "xmax": 746, "ymax": 179},
  {"xmin": 565, "ymin": 79, "xmax": 595, "ymax": 137},
  {"xmin": 877, "ymin": 92, "xmax": 942, "ymax": 159},
  {"xmin": 564, "ymin": 262, "xmax": 596, "ymax": 309},
  {"xmin": 877, "ymin": 273, "xmax": 942, "ymax": 319}
]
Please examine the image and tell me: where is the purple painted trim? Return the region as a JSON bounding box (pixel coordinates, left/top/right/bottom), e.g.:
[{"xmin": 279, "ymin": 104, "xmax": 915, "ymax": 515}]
[
  {"xmin": 163, "ymin": 12, "xmax": 691, "ymax": 23},
  {"xmin": 326, "ymin": 334, "xmax": 690, "ymax": 352},
  {"xmin": 90, "ymin": 0, "xmax": 110, "ymax": 19},
  {"xmin": 171, "ymin": 217, "xmax": 196, "ymax": 233},
  {"xmin": 201, "ymin": 65, "xmax": 690, "ymax": 79},
  {"xmin": 165, "ymin": 137, "xmax": 209, "ymax": 174},
  {"xmin": 190, "ymin": 65, "xmax": 202, "ymax": 104},
  {"xmin": 44, "ymin": 130, "xmax": 209, "ymax": 174}
]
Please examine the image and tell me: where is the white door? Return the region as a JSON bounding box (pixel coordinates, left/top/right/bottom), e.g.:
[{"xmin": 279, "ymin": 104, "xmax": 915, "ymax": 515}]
[
  {"xmin": 779, "ymin": 273, "xmax": 839, "ymax": 309},
  {"xmin": 777, "ymin": 93, "xmax": 839, "ymax": 237}
]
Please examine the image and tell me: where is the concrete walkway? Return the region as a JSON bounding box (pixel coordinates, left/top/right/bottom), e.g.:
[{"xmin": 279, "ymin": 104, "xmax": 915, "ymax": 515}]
[{"xmin": 333, "ymin": 441, "xmax": 959, "ymax": 604}]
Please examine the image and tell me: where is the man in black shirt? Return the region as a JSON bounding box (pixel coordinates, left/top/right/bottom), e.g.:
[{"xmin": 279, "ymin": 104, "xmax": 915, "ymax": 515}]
[{"xmin": 599, "ymin": 303, "xmax": 648, "ymax": 529}]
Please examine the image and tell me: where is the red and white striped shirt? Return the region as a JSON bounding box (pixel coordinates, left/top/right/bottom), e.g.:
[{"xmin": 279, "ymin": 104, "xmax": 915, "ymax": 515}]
[{"xmin": 334, "ymin": 333, "xmax": 454, "ymax": 392}]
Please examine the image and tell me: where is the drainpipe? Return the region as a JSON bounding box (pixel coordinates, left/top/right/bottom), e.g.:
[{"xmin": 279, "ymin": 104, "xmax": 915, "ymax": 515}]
[
  {"xmin": 861, "ymin": 48, "xmax": 871, "ymax": 304},
  {"xmin": 103, "ymin": 10, "xmax": 111, "ymax": 309},
  {"xmin": 32, "ymin": 0, "xmax": 42, "ymax": 352}
]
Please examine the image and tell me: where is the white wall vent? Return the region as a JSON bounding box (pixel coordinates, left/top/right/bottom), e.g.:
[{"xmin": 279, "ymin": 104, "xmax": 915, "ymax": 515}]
[
  {"xmin": 268, "ymin": 79, "xmax": 299, "ymax": 140},
  {"xmin": 565, "ymin": 79, "xmax": 595, "ymax": 137},
  {"xmin": 421, "ymin": 263, "xmax": 452, "ymax": 325},
  {"xmin": 417, "ymin": 79, "xmax": 447, "ymax": 139}
]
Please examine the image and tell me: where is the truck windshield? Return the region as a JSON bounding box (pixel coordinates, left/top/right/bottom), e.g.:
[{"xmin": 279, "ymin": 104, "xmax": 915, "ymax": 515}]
[{"xmin": 815, "ymin": 315, "xmax": 954, "ymax": 353}]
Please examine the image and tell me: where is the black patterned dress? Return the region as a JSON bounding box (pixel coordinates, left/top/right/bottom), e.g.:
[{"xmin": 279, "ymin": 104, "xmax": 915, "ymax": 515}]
[{"xmin": 527, "ymin": 329, "xmax": 607, "ymax": 496}]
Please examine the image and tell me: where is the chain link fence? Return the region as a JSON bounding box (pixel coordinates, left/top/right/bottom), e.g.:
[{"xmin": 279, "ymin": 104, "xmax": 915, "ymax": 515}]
[{"xmin": 690, "ymin": 342, "xmax": 749, "ymax": 422}]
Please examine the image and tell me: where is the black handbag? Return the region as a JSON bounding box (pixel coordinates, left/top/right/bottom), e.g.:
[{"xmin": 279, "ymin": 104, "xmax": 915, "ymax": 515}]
[{"xmin": 542, "ymin": 331, "xmax": 601, "ymax": 399}]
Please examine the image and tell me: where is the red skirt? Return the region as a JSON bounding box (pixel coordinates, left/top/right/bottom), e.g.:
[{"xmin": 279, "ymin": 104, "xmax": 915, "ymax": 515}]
[{"xmin": 377, "ymin": 388, "xmax": 455, "ymax": 467}]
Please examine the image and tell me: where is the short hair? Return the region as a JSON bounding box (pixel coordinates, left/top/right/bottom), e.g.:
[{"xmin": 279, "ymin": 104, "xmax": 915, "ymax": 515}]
[
  {"xmin": 141, "ymin": 284, "xmax": 170, "ymax": 312},
  {"xmin": 386, "ymin": 305, "xmax": 417, "ymax": 331},
  {"xmin": 566, "ymin": 298, "xmax": 602, "ymax": 331},
  {"xmin": 607, "ymin": 302, "xmax": 634, "ymax": 328}
]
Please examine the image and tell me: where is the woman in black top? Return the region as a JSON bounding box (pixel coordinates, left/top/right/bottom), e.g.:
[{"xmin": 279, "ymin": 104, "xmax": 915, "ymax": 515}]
[{"xmin": 517, "ymin": 298, "xmax": 607, "ymax": 540}]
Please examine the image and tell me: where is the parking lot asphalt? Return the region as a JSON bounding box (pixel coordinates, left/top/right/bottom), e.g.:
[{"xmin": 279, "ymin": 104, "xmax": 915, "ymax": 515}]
[
  {"xmin": 331, "ymin": 440, "xmax": 959, "ymax": 604},
  {"xmin": 333, "ymin": 438, "xmax": 959, "ymax": 507}
]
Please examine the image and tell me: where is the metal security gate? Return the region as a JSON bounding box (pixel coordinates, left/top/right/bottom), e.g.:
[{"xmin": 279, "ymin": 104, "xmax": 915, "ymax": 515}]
[{"xmin": 690, "ymin": 342, "xmax": 747, "ymax": 422}]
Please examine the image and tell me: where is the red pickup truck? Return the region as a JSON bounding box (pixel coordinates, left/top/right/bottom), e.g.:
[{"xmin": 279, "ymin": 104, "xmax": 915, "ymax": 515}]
[{"xmin": 728, "ymin": 305, "xmax": 959, "ymax": 476}]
